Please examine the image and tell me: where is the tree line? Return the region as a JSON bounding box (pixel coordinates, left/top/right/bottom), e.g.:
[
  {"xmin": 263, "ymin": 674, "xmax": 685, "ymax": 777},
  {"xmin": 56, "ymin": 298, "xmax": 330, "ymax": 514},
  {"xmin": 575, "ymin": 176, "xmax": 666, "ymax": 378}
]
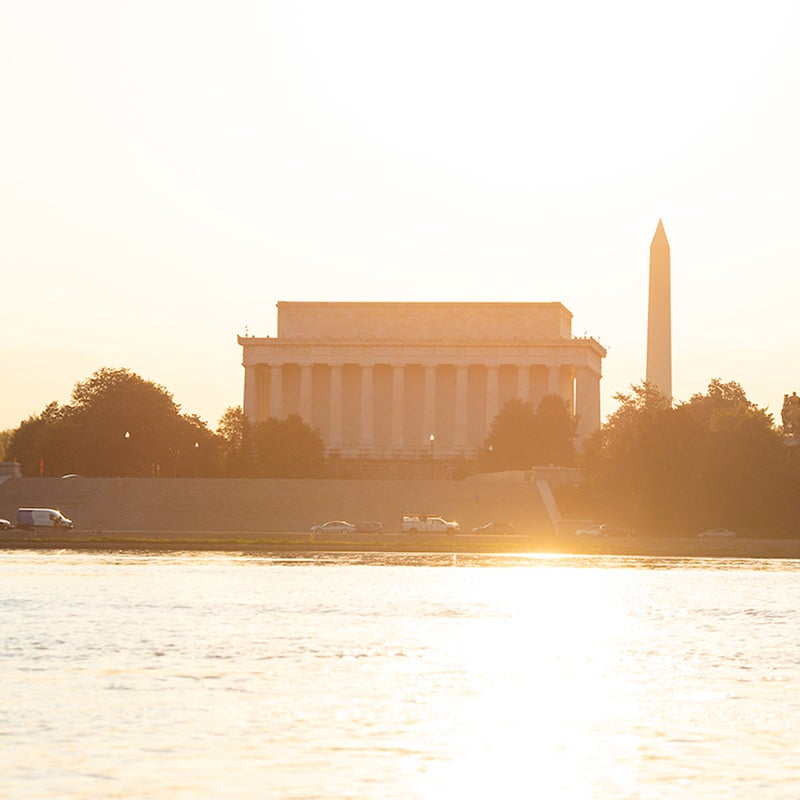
[
  {"xmin": 481, "ymin": 378, "xmax": 800, "ymax": 536},
  {"xmin": 3, "ymin": 367, "xmax": 797, "ymax": 536},
  {"xmin": 1, "ymin": 368, "xmax": 325, "ymax": 478},
  {"xmin": 1, "ymin": 367, "xmax": 578, "ymax": 479},
  {"xmin": 564, "ymin": 379, "xmax": 800, "ymax": 536}
]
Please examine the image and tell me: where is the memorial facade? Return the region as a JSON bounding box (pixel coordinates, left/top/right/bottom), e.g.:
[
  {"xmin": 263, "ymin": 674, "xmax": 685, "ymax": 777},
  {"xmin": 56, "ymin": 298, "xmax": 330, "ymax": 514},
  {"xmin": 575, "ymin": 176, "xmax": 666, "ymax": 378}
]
[{"xmin": 239, "ymin": 302, "xmax": 606, "ymax": 459}]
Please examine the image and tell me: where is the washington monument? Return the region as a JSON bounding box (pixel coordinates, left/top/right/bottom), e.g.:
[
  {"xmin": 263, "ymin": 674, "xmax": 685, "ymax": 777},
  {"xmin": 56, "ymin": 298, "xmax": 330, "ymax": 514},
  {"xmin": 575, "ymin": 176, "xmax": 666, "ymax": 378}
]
[{"xmin": 646, "ymin": 219, "xmax": 672, "ymax": 399}]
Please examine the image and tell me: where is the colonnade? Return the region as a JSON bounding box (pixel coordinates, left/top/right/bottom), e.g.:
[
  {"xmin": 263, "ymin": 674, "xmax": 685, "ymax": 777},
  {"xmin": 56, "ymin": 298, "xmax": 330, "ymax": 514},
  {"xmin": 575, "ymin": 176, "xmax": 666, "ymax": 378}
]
[{"xmin": 243, "ymin": 358, "xmax": 602, "ymax": 457}]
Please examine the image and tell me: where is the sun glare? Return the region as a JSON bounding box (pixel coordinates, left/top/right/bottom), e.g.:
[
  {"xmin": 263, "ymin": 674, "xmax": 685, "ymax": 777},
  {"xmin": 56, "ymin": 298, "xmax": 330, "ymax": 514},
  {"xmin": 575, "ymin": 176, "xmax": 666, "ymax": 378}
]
[{"xmin": 412, "ymin": 564, "xmax": 638, "ymax": 796}]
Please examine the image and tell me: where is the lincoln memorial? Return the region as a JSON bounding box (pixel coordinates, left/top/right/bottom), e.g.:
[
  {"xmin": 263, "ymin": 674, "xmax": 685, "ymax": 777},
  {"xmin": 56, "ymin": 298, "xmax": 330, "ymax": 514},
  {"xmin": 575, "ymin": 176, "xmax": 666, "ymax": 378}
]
[{"xmin": 239, "ymin": 302, "xmax": 606, "ymax": 459}]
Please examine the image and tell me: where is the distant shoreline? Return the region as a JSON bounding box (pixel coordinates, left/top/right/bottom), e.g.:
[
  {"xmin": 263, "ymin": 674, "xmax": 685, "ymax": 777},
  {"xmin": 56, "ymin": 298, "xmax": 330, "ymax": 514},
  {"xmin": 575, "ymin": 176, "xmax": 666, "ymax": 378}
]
[{"xmin": 3, "ymin": 530, "xmax": 800, "ymax": 559}]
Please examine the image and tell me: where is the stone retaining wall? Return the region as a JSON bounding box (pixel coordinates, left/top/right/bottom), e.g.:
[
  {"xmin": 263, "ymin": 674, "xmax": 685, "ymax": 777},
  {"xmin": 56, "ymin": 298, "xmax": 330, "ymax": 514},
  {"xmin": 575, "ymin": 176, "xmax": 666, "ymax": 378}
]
[{"xmin": 0, "ymin": 477, "xmax": 552, "ymax": 534}]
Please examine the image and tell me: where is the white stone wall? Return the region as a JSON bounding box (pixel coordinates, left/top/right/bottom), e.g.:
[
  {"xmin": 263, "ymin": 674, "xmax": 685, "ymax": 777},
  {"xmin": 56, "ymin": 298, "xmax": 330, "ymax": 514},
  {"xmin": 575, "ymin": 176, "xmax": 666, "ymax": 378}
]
[{"xmin": 277, "ymin": 301, "xmax": 572, "ymax": 341}]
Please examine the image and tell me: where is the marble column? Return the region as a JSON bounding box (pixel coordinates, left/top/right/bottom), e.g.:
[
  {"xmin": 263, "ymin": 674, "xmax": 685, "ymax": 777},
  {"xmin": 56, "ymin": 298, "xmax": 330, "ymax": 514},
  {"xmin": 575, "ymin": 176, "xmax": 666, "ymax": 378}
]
[
  {"xmin": 329, "ymin": 365, "xmax": 343, "ymax": 448},
  {"xmin": 299, "ymin": 364, "xmax": 313, "ymax": 424},
  {"xmin": 454, "ymin": 365, "xmax": 469, "ymax": 449},
  {"xmin": 517, "ymin": 365, "xmax": 531, "ymax": 403},
  {"xmin": 243, "ymin": 365, "xmax": 258, "ymax": 423},
  {"xmin": 423, "ymin": 364, "xmax": 437, "ymax": 443},
  {"xmin": 360, "ymin": 364, "xmax": 374, "ymax": 450},
  {"xmin": 547, "ymin": 365, "xmax": 561, "ymax": 397},
  {"xmin": 257, "ymin": 366, "xmax": 270, "ymax": 423},
  {"xmin": 269, "ymin": 364, "xmax": 283, "ymax": 420},
  {"xmin": 575, "ymin": 368, "xmax": 601, "ymax": 445},
  {"xmin": 486, "ymin": 365, "xmax": 499, "ymax": 430},
  {"xmin": 391, "ymin": 364, "xmax": 405, "ymax": 448}
]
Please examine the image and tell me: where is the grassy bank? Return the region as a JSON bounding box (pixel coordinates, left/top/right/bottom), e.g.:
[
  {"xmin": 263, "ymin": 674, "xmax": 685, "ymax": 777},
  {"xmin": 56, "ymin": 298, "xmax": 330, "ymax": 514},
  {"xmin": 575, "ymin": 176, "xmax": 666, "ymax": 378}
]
[{"xmin": 4, "ymin": 529, "xmax": 800, "ymax": 559}]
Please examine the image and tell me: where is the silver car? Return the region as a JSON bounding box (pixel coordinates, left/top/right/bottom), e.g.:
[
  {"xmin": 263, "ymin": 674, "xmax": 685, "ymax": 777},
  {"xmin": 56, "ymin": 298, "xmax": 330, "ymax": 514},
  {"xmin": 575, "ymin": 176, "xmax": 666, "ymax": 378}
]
[
  {"xmin": 310, "ymin": 520, "xmax": 356, "ymax": 534},
  {"xmin": 697, "ymin": 528, "xmax": 736, "ymax": 538}
]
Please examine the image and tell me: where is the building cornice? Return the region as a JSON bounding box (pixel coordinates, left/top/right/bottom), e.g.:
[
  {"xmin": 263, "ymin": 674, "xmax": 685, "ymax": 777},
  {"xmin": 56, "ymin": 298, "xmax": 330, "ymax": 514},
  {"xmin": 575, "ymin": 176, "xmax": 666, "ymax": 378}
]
[
  {"xmin": 239, "ymin": 334, "xmax": 605, "ymax": 354},
  {"xmin": 239, "ymin": 337, "xmax": 606, "ymax": 371}
]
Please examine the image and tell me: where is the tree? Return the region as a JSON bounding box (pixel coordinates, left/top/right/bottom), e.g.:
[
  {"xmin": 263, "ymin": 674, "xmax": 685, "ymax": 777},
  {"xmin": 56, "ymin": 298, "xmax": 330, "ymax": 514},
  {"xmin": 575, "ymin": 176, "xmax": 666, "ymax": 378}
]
[
  {"xmin": 6, "ymin": 368, "xmax": 219, "ymax": 477},
  {"xmin": 480, "ymin": 395, "xmax": 577, "ymax": 471},
  {"xmin": 217, "ymin": 406, "xmax": 254, "ymax": 477},
  {"xmin": 580, "ymin": 380, "xmax": 792, "ymax": 535},
  {"xmin": 0, "ymin": 429, "xmax": 12, "ymax": 461},
  {"xmin": 215, "ymin": 409, "xmax": 325, "ymax": 478},
  {"xmin": 251, "ymin": 414, "xmax": 326, "ymax": 477},
  {"xmin": 675, "ymin": 380, "xmax": 787, "ymax": 533},
  {"xmin": 69, "ymin": 368, "xmax": 182, "ymax": 475},
  {"xmin": 533, "ymin": 394, "xmax": 577, "ymax": 466},
  {"xmin": 480, "ymin": 398, "xmax": 537, "ymax": 470},
  {"xmin": 6, "ymin": 402, "xmax": 75, "ymax": 477},
  {"xmin": 174, "ymin": 413, "xmax": 220, "ymax": 478},
  {"xmin": 580, "ymin": 382, "xmax": 675, "ymax": 529}
]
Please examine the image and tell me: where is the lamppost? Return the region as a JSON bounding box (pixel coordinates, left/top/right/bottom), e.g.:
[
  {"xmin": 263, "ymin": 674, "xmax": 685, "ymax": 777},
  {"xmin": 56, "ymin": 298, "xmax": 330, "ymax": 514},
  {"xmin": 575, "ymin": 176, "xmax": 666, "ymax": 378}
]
[
  {"xmin": 124, "ymin": 431, "xmax": 131, "ymax": 477},
  {"xmin": 429, "ymin": 433, "xmax": 435, "ymax": 479},
  {"xmin": 193, "ymin": 441, "xmax": 199, "ymax": 477}
]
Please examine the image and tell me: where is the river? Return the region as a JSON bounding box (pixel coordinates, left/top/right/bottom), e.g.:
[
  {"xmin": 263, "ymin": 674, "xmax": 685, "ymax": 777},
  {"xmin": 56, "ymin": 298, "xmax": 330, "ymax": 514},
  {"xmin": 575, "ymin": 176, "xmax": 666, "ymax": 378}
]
[{"xmin": 1, "ymin": 550, "xmax": 799, "ymax": 798}]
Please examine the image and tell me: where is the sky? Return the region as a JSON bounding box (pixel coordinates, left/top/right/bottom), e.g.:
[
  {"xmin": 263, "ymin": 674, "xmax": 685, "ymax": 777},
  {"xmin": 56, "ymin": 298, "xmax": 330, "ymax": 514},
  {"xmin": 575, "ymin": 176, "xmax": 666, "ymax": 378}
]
[{"xmin": 2, "ymin": 1, "xmax": 799, "ymax": 433}]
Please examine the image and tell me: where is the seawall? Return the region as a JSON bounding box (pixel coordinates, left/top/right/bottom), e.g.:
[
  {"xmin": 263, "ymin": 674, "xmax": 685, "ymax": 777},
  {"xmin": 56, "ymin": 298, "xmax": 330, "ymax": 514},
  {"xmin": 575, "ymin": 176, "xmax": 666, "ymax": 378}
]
[{"xmin": 0, "ymin": 477, "xmax": 552, "ymax": 534}]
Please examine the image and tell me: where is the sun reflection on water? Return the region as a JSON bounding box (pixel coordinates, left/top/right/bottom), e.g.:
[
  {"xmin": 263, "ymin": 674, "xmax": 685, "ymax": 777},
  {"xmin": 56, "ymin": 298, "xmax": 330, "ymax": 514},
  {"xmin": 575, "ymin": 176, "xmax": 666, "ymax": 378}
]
[{"xmin": 398, "ymin": 565, "xmax": 642, "ymax": 798}]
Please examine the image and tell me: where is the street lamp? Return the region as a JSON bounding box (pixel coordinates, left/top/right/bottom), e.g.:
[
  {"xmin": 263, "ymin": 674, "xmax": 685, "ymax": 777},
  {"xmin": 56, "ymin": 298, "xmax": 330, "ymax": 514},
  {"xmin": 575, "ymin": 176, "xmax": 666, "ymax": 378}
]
[
  {"xmin": 429, "ymin": 433, "xmax": 435, "ymax": 479},
  {"xmin": 124, "ymin": 431, "xmax": 131, "ymax": 477},
  {"xmin": 194, "ymin": 441, "xmax": 199, "ymax": 477}
]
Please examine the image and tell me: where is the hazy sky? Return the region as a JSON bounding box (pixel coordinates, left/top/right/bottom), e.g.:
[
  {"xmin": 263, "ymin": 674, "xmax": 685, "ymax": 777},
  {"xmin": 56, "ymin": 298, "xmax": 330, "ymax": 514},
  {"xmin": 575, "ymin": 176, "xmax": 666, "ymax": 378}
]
[{"xmin": 3, "ymin": 1, "xmax": 799, "ymax": 432}]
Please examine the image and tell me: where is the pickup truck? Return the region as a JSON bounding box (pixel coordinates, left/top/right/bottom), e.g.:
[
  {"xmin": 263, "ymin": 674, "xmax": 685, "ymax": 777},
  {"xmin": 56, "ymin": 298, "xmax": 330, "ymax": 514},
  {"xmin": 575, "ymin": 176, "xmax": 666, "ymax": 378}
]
[{"xmin": 401, "ymin": 514, "xmax": 460, "ymax": 534}]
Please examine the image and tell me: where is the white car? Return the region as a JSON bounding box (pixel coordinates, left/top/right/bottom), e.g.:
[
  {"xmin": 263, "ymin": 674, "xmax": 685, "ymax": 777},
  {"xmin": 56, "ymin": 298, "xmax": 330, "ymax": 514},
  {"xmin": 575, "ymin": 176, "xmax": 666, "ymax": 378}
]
[
  {"xmin": 697, "ymin": 528, "xmax": 737, "ymax": 538},
  {"xmin": 310, "ymin": 520, "xmax": 356, "ymax": 534},
  {"xmin": 576, "ymin": 524, "xmax": 604, "ymax": 537},
  {"xmin": 0, "ymin": 518, "xmax": 13, "ymax": 531}
]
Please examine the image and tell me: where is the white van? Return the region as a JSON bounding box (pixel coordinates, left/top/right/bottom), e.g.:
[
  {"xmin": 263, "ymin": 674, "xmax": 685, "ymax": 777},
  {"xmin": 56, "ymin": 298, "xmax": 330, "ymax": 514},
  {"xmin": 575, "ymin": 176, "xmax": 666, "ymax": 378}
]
[{"xmin": 16, "ymin": 508, "xmax": 74, "ymax": 530}]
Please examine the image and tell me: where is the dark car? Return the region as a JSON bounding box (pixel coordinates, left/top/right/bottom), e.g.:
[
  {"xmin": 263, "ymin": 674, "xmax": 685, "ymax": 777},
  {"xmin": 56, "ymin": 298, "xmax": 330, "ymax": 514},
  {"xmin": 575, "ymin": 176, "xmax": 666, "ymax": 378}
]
[
  {"xmin": 471, "ymin": 521, "xmax": 515, "ymax": 535},
  {"xmin": 355, "ymin": 521, "xmax": 383, "ymax": 533}
]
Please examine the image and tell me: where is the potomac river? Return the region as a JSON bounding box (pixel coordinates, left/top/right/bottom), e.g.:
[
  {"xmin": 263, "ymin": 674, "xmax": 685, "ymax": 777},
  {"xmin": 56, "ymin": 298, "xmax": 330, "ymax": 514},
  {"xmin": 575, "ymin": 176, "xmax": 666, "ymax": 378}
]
[{"xmin": 2, "ymin": 548, "xmax": 800, "ymax": 798}]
